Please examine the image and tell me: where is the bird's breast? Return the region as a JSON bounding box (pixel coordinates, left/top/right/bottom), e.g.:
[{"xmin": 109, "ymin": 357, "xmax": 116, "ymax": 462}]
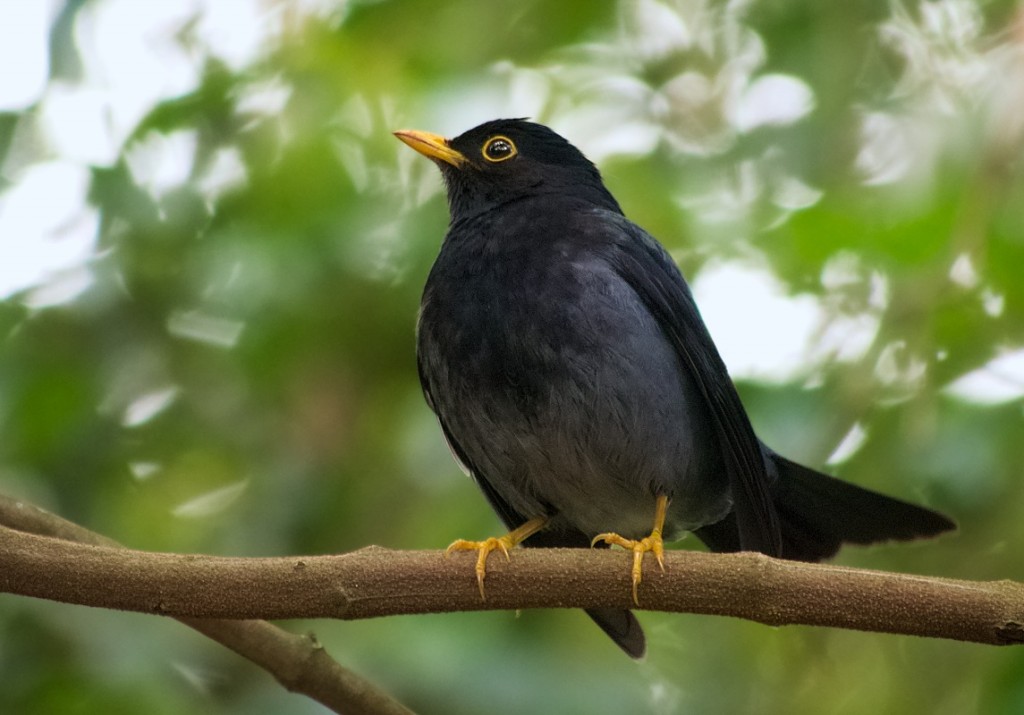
[
  {"xmin": 417, "ymin": 216, "xmax": 730, "ymax": 537},
  {"xmin": 419, "ymin": 233, "xmax": 592, "ymax": 392}
]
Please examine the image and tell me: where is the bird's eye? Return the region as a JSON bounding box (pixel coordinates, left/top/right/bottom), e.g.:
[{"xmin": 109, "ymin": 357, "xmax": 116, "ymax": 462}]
[{"xmin": 482, "ymin": 136, "xmax": 517, "ymax": 163}]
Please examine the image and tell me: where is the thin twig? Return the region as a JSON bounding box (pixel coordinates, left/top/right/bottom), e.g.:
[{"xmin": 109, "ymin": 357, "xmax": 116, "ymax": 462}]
[{"xmin": 0, "ymin": 495, "xmax": 414, "ymax": 715}]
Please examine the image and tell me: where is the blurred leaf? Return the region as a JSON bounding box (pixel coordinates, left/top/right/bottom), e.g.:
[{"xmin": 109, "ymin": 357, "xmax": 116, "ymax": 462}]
[{"xmin": 2, "ymin": 0, "xmax": 1023, "ymax": 713}]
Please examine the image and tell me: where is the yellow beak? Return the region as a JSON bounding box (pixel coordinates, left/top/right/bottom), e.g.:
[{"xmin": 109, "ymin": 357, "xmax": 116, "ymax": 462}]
[{"xmin": 393, "ymin": 129, "xmax": 467, "ymax": 167}]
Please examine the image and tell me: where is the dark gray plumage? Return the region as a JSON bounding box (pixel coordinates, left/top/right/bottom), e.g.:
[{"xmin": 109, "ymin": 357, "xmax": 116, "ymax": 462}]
[{"xmin": 396, "ymin": 119, "xmax": 955, "ymax": 659}]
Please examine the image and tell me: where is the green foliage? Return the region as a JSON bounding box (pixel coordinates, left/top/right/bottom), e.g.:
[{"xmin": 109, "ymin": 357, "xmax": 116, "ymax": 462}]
[{"xmin": 2, "ymin": 1, "xmax": 1023, "ymax": 713}]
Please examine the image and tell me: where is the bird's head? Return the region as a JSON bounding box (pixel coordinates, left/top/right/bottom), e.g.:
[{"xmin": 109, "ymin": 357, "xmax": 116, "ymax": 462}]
[{"xmin": 394, "ymin": 119, "xmax": 621, "ymax": 222}]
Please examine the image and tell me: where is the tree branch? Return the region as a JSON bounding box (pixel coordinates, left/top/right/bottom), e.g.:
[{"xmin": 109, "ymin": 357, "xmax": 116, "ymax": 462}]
[
  {"xmin": 0, "ymin": 495, "xmax": 413, "ymax": 715},
  {"xmin": 2, "ymin": 496, "xmax": 1021, "ymax": 647}
]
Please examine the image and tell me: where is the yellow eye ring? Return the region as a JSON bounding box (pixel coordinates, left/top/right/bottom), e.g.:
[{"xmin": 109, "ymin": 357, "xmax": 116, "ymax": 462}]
[{"xmin": 482, "ymin": 136, "xmax": 517, "ymax": 163}]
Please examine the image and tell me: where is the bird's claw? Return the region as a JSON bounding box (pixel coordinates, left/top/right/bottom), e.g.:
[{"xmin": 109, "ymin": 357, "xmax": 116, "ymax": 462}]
[
  {"xmin": 592, "ymin": 530, "xmax": 666, "ymax": 605},
  {"xmin": 446, "ymin": 535, "xmax": 515, "ymax": 600},
  {"xmin": 444, "ymin": 516, "xmax": 548, "ymax": 601}
]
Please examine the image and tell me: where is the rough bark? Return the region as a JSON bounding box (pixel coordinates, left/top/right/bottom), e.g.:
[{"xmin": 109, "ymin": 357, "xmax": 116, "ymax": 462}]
[
  {"xmin": 2, "ymin": 497, "xmax": 1021, "ymax": 647},
  {"xmin": 0, "ymin": 495, "xmax": 414, "ymax": 715}
]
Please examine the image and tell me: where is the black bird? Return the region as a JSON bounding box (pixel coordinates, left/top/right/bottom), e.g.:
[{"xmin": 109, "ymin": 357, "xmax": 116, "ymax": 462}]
[{"xmin": 394, "ymin": 119, "xmax": 955, "ymax": 659}]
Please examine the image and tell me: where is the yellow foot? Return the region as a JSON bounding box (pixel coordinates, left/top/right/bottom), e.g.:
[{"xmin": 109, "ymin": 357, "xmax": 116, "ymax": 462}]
[
  {"xmin": 445, "ymin": 535, "xmax": 514, "ymax": 600},
  {"xmin": 445, "ymin": 515, "xmax": 547, "ymax": 600},
  {"xmin": 591, "ymin": 495, "xmax": 669, "ymax": 605}
]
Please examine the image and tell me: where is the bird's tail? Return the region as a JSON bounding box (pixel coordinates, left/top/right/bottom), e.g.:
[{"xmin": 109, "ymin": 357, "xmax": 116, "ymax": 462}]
[
  {"xmin": 585, "ymin": 608, "xmax": 646, "ymax": 659},
  {"xmin": 696, "ymin": 455, "xmax": 955, "ymax": 561},
  {"xmin": 771, "ymin": 455, "xmax": 956, "ymax": 561}
]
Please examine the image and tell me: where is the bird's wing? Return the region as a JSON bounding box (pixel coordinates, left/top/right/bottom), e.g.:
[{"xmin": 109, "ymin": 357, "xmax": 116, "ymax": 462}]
[{"xmin": 596, "ymin": 210, "xmax": 783, "ymax": 556}]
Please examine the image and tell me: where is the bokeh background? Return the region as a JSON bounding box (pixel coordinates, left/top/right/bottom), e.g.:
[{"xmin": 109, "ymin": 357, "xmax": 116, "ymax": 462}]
[{"xmin": 2, "ymin": 0, "xmax": 1023, "ymax": 713}]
